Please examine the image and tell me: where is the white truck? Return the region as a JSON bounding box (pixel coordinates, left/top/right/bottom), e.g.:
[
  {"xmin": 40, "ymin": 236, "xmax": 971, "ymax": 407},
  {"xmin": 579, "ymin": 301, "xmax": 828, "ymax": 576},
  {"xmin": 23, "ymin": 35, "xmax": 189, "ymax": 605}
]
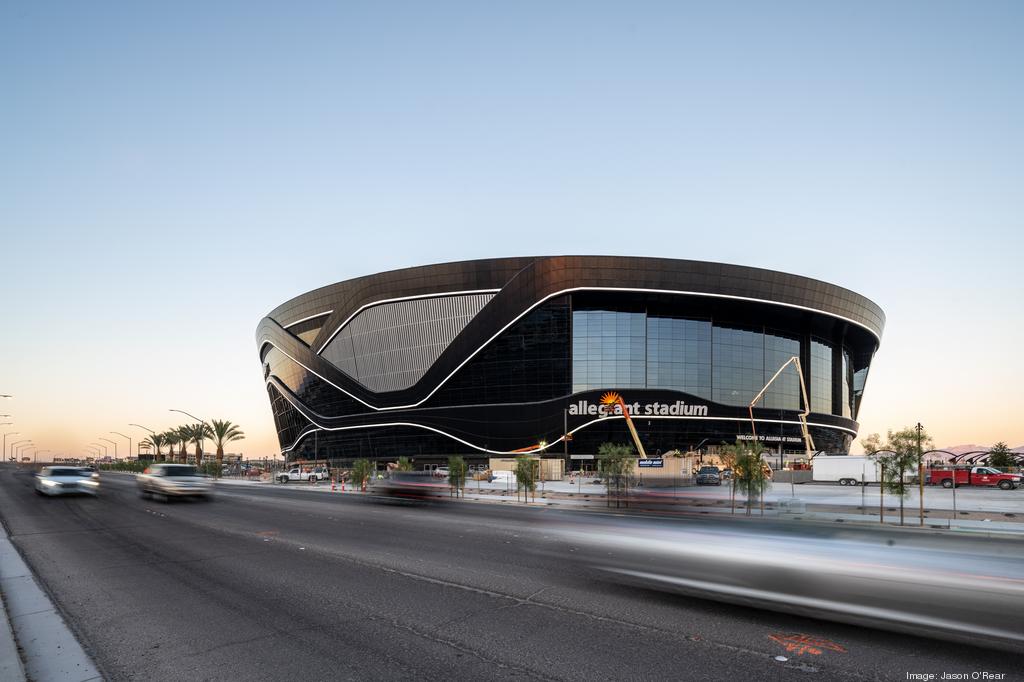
[
  {"xmin": 276, "ymin": 466, "xmax": 329, "ymax": 484},
  {"xmin": 812, "ymin": 455, "xmax": 880, "ymax": 486}
]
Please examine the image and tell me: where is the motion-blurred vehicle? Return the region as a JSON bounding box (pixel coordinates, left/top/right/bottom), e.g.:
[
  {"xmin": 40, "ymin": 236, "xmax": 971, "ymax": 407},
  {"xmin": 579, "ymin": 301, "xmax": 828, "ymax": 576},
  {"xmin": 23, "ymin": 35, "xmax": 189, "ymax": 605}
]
[
  {"xmin": 34, "ymin": 466, "xmax": 100, "ymax": 496},
  {"xmin": 926, "ymin": 466, "xmax": 1020, "ymax": 490},
  {"xmin": 137, "ymin": 464, "xmax": 214, "ymax": 501},
  {"xmin": 276, "ymin": 466, "xmax": 329, "ymax": 483},
  {"xmin": 695, "ymin": 466, "xmax": 722, "ymax": 486},
  {"xmin": 367, "ymin": 470, "xmax": 446, "ymax": 501},
  {"xmin": 549, "ymin": 515, "xmax": 1024, "ymax": 650}
]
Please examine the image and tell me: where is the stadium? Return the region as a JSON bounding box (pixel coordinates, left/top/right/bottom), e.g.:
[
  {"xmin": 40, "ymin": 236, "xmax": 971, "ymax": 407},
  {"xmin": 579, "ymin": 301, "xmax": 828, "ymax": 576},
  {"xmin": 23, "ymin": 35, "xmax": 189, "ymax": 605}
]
[{"xmin": 256, "ymin": 256, "xmax": 884, "ymax": 465}]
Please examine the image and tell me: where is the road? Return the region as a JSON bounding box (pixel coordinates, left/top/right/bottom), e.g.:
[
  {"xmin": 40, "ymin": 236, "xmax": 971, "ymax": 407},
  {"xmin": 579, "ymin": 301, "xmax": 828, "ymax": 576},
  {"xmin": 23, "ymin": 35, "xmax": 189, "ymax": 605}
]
[{"xmin": 0, "ymin": 465, "xmax": 1019, "ymax": 681}]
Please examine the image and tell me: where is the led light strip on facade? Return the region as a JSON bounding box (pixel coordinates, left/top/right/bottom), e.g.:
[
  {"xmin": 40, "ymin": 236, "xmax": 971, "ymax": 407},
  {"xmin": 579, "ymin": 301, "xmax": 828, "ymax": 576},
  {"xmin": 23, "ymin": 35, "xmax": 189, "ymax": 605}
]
[
  {"xmin": 272, "ymin": 380, "xmax": 858, "ymax": 456},
  {"xmin": 282, "ymin": 310, "xmax": 334, "ymax": 329},
  {"xmin": 260, "ymin": 285, "xmax": 881, "ymax": 413},
  {"xmin": 315, "ymin": 289, "xmax": 502, "ymax": 352}
]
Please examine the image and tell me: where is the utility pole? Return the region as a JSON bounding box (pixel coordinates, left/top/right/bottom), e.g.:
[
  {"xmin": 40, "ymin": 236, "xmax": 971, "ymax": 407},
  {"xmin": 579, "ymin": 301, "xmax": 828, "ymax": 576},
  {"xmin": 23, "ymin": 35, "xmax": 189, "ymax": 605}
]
[{"xmin": 917, "ymin": 422, "xmax": 925, "ymax": 527}]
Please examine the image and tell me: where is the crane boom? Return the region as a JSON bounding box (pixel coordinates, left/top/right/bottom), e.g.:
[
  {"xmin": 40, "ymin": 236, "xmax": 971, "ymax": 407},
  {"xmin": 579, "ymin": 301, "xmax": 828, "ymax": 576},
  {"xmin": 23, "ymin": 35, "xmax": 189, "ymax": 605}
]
[
  {"xmin": 748, "ymin": 356, "xmax": 816, "ymax": 458},
  {"xmin": 601, "ymin": 392, "xmax": 649, "ymax": 458}
]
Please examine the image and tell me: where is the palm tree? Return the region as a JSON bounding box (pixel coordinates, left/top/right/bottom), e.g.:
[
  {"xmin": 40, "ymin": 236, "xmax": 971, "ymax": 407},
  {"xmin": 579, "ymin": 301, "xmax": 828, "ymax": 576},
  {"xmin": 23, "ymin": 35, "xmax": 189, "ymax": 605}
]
[
  {"xmin": 162, "ymin": 430, "xmax": 178, "ymax": 462},
  {"xmin": 210, "ymin": 420, "xmax": 245, "ymax": 470},
  {"xmin": 143, "ymin": 434, "xmax": 166, "ymax": 462},
  {"xmin": 188, "ymin": 423, "xmax": 213, "ymax": 467},
  {"xmin": 174, "ymin": 427, "xmax": 191, "ymax": 463}
]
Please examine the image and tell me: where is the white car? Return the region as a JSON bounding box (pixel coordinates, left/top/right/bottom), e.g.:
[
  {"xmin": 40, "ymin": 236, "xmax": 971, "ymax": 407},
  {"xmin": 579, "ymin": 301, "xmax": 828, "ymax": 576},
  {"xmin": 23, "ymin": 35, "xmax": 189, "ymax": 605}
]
[
  {"xmin": 35, "ymin": 466, "xmax": 100, "ymax": 496},
  {"xmin": 137, "ymin": 464, "xmax": 214, "ymax": 501}
]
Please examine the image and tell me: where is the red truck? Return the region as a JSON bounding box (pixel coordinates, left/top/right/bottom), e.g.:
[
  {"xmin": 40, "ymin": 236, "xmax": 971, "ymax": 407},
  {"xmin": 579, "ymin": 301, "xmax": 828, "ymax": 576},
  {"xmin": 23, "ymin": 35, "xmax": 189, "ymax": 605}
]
[{"xmin": 926, "ymin": 466, "xmax": 1021, "ymax": 490}]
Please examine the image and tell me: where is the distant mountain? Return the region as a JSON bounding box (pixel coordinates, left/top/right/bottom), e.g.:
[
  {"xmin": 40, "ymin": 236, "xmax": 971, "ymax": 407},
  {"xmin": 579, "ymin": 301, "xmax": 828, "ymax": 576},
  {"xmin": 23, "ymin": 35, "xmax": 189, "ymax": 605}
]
[{"xmin": 940, "ymin": 444, "xmax": 1024, "ymax": 455}]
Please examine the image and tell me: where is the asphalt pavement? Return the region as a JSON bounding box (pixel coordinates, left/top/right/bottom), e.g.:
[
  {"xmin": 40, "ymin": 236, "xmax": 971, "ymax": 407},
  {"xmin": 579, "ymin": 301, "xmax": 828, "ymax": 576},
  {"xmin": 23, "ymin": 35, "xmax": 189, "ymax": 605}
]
[{"xmin": 0, "ymin": 465, "xmax": 1020, "ymax": 681}]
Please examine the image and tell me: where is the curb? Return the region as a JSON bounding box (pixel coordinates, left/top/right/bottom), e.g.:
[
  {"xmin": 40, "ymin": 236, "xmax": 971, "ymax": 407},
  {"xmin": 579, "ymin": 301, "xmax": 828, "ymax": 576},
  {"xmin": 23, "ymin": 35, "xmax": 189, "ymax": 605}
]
[
  {"xmin": 0, "ymin": 523, "xmax": 102, "ymax": 681},
  {"xmin": 0, "ymin": 586, "xmax": 26, "ymax": 682}
]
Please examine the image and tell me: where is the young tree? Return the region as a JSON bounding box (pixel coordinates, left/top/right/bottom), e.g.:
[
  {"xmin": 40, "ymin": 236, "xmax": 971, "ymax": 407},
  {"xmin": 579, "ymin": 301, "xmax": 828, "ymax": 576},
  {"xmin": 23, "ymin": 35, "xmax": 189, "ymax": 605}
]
[
  {"xmin": 210, "ymin": 419, "xmax": 245, "ymax": 471},
  {"xmin": 869, "ymin": 427, "xmax": 933, "ymax": 526},
  {"xmin": 717, "ymin": 441, "xmax": 742, "ymax": 514},
  {"xmin": 514, "ymin": 455, "xmax": 537, "ymax": 502},
  {"xmin": 988, "ymin": 442, "xmax": 1015, "ymax": 470},
  {"xmin": 860, "ymin": 432, "xmax": 883, "ymax": 454},
  {"xmin": 447, "ymin": 456, "xmax": 467, "ymax": 498},
  {"xmin": 731, "ymin": 440, "xmax": 770, "ymax": 516},
  {"xmin": 597, "ymin": 442, "xmax": 635, "ymax": 508},
  {"xmin": 350, "ymin": 458, "xmax": 373, "ymax": 491}
]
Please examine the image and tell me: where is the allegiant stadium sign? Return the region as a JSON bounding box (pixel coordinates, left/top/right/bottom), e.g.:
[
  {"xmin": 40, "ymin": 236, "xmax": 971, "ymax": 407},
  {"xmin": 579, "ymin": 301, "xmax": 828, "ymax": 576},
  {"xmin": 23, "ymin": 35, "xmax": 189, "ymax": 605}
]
[{"xmin": 567, "ymin": 400, "xmax": 709, "ymax": 418}]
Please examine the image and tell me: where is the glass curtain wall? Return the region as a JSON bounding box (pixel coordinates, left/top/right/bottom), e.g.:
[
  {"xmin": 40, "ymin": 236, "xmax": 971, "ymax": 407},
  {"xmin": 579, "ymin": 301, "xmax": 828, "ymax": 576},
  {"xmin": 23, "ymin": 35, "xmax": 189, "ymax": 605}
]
[
  {"xmin": 810, "ymin": 340, "xmax": 833, "ymax": 415},
  {"xmin": 573, "ymin": 311, "xmax": 817, "ymax": 413},
  {"xmin": 646, "ymin": 317, "xmax": 712, "ymax": 399},
  {"xmin": 762, "ymin": 333, "xmax": 801, "ymax": 410}
]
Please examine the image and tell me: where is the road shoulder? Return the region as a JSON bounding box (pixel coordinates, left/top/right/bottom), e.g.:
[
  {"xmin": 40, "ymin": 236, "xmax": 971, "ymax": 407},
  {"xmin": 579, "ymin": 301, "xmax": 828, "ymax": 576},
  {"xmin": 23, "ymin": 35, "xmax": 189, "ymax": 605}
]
[{"xmin": 0, "ymin": 518, "xmax": 102, "ymax": 681}]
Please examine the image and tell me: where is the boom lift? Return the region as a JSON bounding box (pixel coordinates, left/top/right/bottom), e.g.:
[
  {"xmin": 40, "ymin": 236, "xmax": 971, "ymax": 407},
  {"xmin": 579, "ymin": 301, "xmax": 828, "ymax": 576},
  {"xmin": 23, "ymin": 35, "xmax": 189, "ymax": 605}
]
[
  {"xmin": 748, "ymin": 356, "xmax": 816, "ymax": 459},
  {"xmin": 600, "ymin": 392, "xmax": 649, "ymax": 458}
]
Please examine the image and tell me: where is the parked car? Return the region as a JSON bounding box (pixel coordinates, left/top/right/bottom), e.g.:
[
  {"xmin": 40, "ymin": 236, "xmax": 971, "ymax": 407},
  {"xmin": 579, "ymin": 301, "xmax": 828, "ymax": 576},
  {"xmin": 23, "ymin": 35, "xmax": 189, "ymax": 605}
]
[
  {"xmin": 695, "ymin": 466, "xmax": 722, "ymax": 486},
  {"xmin": 137, "ymin": 464, "xmax": 214, "ymax": 501},
  {"xmin": 276, "ymin": 466, "xmax": 329, "ymax": 483},
  {"xmin": 35, "ymin": 466, "xmax": 100, "ymax": 496}
]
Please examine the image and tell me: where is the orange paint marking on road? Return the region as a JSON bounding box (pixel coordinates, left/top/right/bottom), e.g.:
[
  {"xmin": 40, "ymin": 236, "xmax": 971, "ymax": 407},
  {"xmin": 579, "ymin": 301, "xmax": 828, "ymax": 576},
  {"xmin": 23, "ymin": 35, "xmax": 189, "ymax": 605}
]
[{"xmin": 768, "ymin": 633, "xmax": 847, "ymax": 656}]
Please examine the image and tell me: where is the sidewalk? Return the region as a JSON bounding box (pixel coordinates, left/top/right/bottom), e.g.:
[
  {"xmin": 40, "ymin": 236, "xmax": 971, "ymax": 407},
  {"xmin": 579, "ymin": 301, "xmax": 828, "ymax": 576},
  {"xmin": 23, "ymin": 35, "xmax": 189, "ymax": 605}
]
[{"xmin": 0, "ymin": 521, "xmax": 101, "ymax": 681}]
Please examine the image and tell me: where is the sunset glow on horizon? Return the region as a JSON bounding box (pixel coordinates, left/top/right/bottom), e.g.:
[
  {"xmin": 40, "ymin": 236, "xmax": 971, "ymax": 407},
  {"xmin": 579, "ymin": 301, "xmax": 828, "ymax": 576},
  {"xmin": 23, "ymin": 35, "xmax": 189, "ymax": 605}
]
[{"xmin": 3, "ymin": 3, "xmax": 1022, "ymax": 460}]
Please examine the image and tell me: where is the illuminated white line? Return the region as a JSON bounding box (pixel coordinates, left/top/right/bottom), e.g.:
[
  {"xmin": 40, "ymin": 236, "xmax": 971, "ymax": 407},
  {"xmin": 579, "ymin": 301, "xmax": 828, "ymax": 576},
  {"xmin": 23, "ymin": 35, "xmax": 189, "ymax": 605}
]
[
  {"xmin": 283, "ymin": 310, "xmax": 333, "ymax": 329},
  {"xmin": 260, "ymin": 285, "xmax": 880, "ymax": 412},
  {"xmin": 315, "ymin": 289, "xmax": 502, "ymax": 352},
  {"xmin": 270, "ymin": 381, "xmax": 857, "ymax": 454}
]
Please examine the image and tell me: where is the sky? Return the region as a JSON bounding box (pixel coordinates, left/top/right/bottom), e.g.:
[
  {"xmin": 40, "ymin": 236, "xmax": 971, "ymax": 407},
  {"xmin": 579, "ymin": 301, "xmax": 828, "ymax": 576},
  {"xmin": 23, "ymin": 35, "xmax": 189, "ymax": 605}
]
[{"xmin": 2, "ymin": 2, "xmax": 1022, "ymax": 460}]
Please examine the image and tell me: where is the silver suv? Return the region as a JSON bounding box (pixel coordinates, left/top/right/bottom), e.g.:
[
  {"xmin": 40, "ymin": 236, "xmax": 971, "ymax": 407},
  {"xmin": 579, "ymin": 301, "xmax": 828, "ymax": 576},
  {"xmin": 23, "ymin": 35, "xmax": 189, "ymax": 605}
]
[{"xmin": 137, "ymin": 464, "xmax": 214, "ymax": 501}]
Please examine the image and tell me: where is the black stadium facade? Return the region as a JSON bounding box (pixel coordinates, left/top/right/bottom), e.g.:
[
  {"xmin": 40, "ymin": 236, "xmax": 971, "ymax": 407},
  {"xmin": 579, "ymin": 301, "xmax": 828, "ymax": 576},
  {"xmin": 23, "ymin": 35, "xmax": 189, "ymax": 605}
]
[{"xmin": 256, "ymin": 256, "xmax": 884, "ymax": 464}]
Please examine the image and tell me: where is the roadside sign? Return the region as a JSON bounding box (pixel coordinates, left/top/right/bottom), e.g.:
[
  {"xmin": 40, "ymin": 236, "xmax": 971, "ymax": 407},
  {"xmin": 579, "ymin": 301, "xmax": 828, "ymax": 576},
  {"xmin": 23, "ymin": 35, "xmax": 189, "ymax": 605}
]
[
  {"xmin": 638, "ymin": 459, "xmax": 664, "ymax": 468},
  {"xmin": 570, "ymin": 454, "xmax": 594, "ymax": 460}
]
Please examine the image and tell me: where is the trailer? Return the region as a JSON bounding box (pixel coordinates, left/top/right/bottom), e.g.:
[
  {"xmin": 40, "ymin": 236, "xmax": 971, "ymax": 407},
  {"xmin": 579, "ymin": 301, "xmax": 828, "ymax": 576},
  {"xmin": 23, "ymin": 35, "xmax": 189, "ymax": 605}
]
[{"xmin": 811, "ymin": 455, "xmax": 880, "ymax": 486}]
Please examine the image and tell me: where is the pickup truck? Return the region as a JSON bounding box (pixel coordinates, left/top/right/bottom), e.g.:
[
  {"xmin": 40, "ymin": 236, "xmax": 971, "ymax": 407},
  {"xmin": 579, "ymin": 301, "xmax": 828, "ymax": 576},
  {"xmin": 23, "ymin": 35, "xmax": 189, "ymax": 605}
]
[
  {"xmin": 276, "ymin": 467, "xmax": 329, "ymax": 484},
  {"xmin": 926, "ymin": 466, "xmax": 1021, "ymax": 490}
]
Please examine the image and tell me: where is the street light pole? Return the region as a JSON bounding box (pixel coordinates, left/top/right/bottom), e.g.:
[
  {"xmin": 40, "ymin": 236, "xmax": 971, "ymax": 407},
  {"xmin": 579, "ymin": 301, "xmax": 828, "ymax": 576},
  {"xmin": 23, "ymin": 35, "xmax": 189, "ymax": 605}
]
[
  {"xmin": 169, "ymin": 409, "xmax": 208, "ymax": 467},
  {"xmin": 130, "ymin": 424, "xmax": 156, "ymax": 459},
  {"xmin": 15, "ymin": 443, "xmax": 33, "ymax": 461},
  {"xmin": 916, "ymin": 422, "xmax": 925, "ymax": 527},
  {"xmin": 90, "ymin": 443, "xmax": 108, "ymax": 459},
  {"xmin": 112, "ymin": 432, "xmax": 132, "ymax": 460},
  {"xmin": 34, "ymin": 450, "xmax": 51, "ymax": 465},
  {"xmin": 3, "ymin": 432, "xmax": 19, "ymax": 462},
  {"xmin": 10, "ymin": 439, "xmax": 29, "ymax": 461},
  {"xmin": 100, "ymin": 437, "xmax": 118, "ymax": 460}
]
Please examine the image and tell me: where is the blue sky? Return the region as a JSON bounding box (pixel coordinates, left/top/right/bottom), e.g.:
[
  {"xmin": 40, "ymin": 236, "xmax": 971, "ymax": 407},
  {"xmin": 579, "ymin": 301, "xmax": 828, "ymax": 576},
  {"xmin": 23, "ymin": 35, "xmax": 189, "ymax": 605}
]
[{"xmin": 2, "ymin": 2, "xmax": 1022, "ymax": 457}]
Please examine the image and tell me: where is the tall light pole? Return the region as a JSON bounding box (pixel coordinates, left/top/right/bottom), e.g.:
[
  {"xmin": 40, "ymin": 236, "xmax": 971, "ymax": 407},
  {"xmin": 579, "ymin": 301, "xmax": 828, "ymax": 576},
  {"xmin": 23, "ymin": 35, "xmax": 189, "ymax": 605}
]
[
  {"xmin": 90, "ymin": 442, "xmax": 108, "ymax": 458},
  {"xmin": 916, "ymin": 422, "xmax": 925, "ymax": 527},
  {"xmin": 2, "ymin": 431, "xmax": 17, "ymax": 461},
  {"xmin": 15, "ymin": 443, "xmax": 33, "ymax": 461},
  {"xmin": 112, "ymin": 432, "xmax": 132, "ymax": 460},
  {"xmin": 170, "ymin": 409, "xmax": 208, "ymax": 466},
  {"xmin": 84, "ymin": 446, "xmax": 100, "ymax": 462},
  {"xmin": 130, "ymin": 424, "xmax": 156, "ymax": 459},
  {"xmin": 100, "ymin": 437, "xmax": 118, "ymax": 460},
  {"xmin": 10, "ymin": 439, "xmax": 29, "ymax": 460},
  {"xmin": 34, "ymin": 449, "xmax": 51, "ymax": 465}
]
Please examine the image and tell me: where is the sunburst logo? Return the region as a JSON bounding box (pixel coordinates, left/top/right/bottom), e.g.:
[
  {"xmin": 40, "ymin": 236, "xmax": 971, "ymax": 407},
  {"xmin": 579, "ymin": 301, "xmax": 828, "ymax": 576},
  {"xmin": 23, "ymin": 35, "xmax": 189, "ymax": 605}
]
[{"xmin": 600, "ymin": 391, "xmax": 621, "ymax": 406}]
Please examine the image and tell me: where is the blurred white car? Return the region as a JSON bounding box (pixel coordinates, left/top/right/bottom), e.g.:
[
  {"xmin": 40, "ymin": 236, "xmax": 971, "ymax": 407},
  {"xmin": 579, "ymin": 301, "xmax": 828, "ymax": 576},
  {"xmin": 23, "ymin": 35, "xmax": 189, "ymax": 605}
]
[
  {"xmin": 137, "ymin": 464, "xmax": 214, "ymax": 501},
  {"xmin": 35, "ymin": 466, "xmax": 100, "ymax": 496}
]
